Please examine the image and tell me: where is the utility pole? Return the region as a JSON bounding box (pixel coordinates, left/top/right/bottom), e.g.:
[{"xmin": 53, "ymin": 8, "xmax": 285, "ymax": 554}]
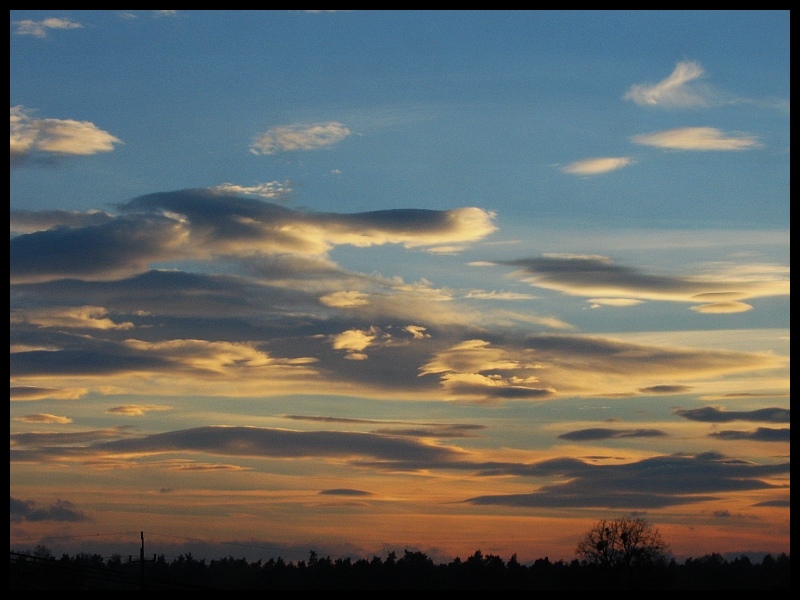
[{"xmin": 130, "ymin": 531, "xmax": 156, "ymax": 590}]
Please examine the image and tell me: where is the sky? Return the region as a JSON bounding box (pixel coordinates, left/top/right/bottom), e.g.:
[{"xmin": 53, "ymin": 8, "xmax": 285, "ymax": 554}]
[{"xmin": 10, "ymin": 10, "xmax": 790, "ymax": 565}]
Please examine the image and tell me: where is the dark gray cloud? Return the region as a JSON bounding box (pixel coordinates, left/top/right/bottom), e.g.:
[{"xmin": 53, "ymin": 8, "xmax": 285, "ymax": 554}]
[
  {"xmin": 319, "ymin": 488, "xmax": 373, "ymax": 497},
  {"xmin": 709, "ymin": 427, "xmax": 790, "ymax": 442},
  {"xmin": 10, "ymin": 208, "xmax": 115, "ymax": 233},
  {"xmin": 753, "ymin": 499, "xmax": 790, "ymax": 508},
  {"xmin": 10, "ymin": 342, "xmax": 174, "ymax": 377},
  {"xmin": 557, "ymin": 428, "xmax": 667, "ymax": 441},
  {"xmin": 11, "ymin": 427, "xmax": 136, "ymax": 448},
  {"xmin": 372, "ymin": 425, "xmax": 485, "ymax": 438},
  {"xmin": 93, "ymin": 426, "xmax": 466, "ymax": 464},
  {"xmin": 639, "ymin": 385, "xmax": 693, "ymax": 394},
  {"xmin": 675, "ymin": 406, "xmax": 790, "ymax": 423},
  {"xmin": 283, "ymin": 415, "xmax": 486, "ymax": 438},
  {"xmin": 10, "ymin": 214, "xmax": 184, "ymax": 283},
  {"xmin": 10, "ymin": 496, "xmax": 89, "ymax": 523},
  {"xmin": 10, "ymin": 188, "xmax": 496, "ymax": 285},
  {"xmin": 463, "ymin": 452, "xmax": 790, "ymax": 509}
]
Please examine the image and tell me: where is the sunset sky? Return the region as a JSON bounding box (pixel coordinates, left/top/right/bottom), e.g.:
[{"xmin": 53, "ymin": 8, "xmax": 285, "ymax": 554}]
[{"xmin": 10, "ymin": 10, "xmax": 789, "ymax": 565}]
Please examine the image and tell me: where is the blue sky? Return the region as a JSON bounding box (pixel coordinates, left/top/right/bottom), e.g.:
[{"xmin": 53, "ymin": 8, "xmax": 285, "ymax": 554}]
[{"xmin": 10, "ymin": 10, "xmax": 789, "ymax": 564}]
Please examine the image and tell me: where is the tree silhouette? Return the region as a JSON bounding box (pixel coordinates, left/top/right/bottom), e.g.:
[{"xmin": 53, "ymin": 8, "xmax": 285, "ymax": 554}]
[{"xmin": 575, "ymin": 517, "xmax": 669, "ymax": 569}]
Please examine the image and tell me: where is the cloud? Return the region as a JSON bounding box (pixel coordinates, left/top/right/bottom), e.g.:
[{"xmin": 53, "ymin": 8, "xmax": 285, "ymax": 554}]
[
  {"xmin": 498, "ymin": 254, "xmax": 789, "ymax": 312},
  {"xmin": 86, "ymin": 426, "xmax": 467, "ymax": 465},
  {"xmin": 11, "ymin": 306, "xmax": 134, "ymax": 330},
  {"xmin": 624, "ymin": 60, "xmax": 710, "ymax": 108},
  {"xmin": 753, "ymin": 499, "xmax": 790, "ymax": 508},
  {"xmin": 675, "ymin": 406, "xmax": 789, "ymax": 423},
  {"xmin": 11, "ymin": 427, "xmax": 137, "ymax": 449},
  {"xmin": 319, "ymin": 291, "xmax": 370, "ymax": 308},
  {"xmin": 464, "ymin": 452, "xmax": 790, "ymax": 509},
  {"xmin": 587, "ymin": 298, "xmax": 644, "ymax": 308},
  {"xmin": 631, "ymin": 127, "xmax": 762, "ymax": 151},
  {"xmin": 319, "ymin": 488, "xmax": 373, "ymax": 496},
  {"xmin": 12, "ymin": 17, "xmax": 83, "ymax": 37},
  {"xmin": 561, "ymin": 157, "xmax": 633, "ymax": 175},
  {"xmin": 283, "ymin": 415, "xmax": 485, "ymax": 438},
  {"xmin": 10, "ymin": 209, "xmax": 115, "ymax": 234},
  {"xmin": 9, "ymin": 214, "xmax": 189, "ymax": 284},
  {"xmin": 106, "ymin": 404, "xmax": 172, "ymax": 416},
  {"xmin": 638, "ymin": 385, "xmax": 693, "ymax": 394},
  {"xmin": 9, "ymin": 190, "xmax": 784, "ymax": 406},
  {"xmin": 420, "ymin": 334, "xmax": 782, "ymax": 402},
  {"xmin": 709, "ymin": 427, "xmax": 790, "ymax": 443},
  {"xmin": 690, "ymin": 301, "xmax": 753, "ymax": 314},
  {"xmin": 10, "ymin": 386, "xmax": 87, "ymax": 401},
  {"xmin": 250, "ymin": 121, "xmax": 351, "ymax": 154},
  {"xmin": 10, "ymin": 497, "xmax": 89, "ymax": 522},
  {"xmin": 10, "ymin": 189, "xmax": 496, "ymax": 283},
  {"xmin": 331, "ymin": 327, "xmax": 377, "ymax": 354},
  {"xmin": 209, "ymin": 181, "xmax": 293, "ymax": 200},
  {"xmin": 13, "ymin": 414, "xmax": 72, "ymax": 424},
  {"xmin": 557, "ymin": 428, "xmax": 667, "ymax": 441},
  {"xmin": 11, "ymin": 106, "xmax": 122, "ymax": 165}
]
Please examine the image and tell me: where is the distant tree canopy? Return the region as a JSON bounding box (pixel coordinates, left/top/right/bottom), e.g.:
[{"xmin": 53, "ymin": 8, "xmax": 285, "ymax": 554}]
[
  {"xmin": 575, "ymin": 517, "xmax": 669, "ymax": 568},
  {"xmin": 10, "ymin": 545, "xmax": 790, "ymax": 590}
]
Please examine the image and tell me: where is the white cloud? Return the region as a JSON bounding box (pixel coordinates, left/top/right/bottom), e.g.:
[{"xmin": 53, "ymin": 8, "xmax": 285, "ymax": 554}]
[
  {"xmin": 690, "ymin": 301, "xmax": 753, "ymax": 314},
  {"xmin": 250, "ymin": 121, "xmax": 351, "ymax": 154},
  {"xmin": 631, "ymin": 127, "xmax": 762, "ymax": 151},
  {"xmin": 587, "ymin": 298, "xmax": 644, "ymax": 308},
  {"xmin": 624, "ymin": 60, "xmax": 709, "ymax": 108},
  {"xmin": 561, "ymin": 157, "xmax": 633, "ymax": 175},
  {"xmin": 210, "ymin": 181, "xmax": 293, "ymax": 200},
  {"xmin": 13, "ymin": 17, "xmax": 83, "ymax": 38},
  {"xmin": 11, "ymin": 106, "xmax": 122, "ymax": 161},
  {"xmin": 332, "ymin": 328, "xmax": 377, "ymax": 353},
  {"xmin": 319, "ymin": 291, "xmax": 370, "ymax": 308}
]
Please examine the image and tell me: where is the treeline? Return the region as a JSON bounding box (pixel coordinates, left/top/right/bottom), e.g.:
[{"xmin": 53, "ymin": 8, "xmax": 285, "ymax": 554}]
[{"xmin": 10, "ymin": 547, "xmax": 790, "ymax": 589}]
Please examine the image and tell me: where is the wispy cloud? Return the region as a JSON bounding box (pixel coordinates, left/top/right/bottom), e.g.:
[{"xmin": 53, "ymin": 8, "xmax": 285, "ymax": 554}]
[
  {"xmin": 557, "ymin": 427, "xmax": 667, "ymax": 441},
  {"xmin": 250, "ymin": 121, "xmax": 351, "ymax": 154},
  {"xmin": 624, "ymin": 60, "xmax": 710, "ymax": 108},
  {"xmin": 498, "ymin": 254, "xmax": 788, "ymax": 312},
  {"xmin": 210, "ymin": 181, "xmax": 293, "ymax": 200},
  {"xmin": 13, "ymin": 414, "xmax": 72, "ymax": 424},
  {"xmin": 561, "ymin": 157, "xmax": 633, "ymax": 175},
  {"xmin": 11, "ymin": 306, "xmax": 134, "ymax": 330},
  {"xmin": 106, "ymin": 404, "xmax": 173, "ymax": 416},
  {"xmin": 12, "ymin": 17, "xmax": 83, "ymax": 38},
  {"xmin": 631, "ymin": 127, "xmax": 762, "ymax": 151},
  {"xmin": 10, "ymin": 386, "xmax": 87, "ymax": 401},
  {"xmin": 709, "ymin": 427, "xmax": 790, "ymax": 443},
  {"xmin": 418, "ymin": 335, "xmax": 780, "ymax": 403},
  {"xmin": 639, "ymin": 385, "xmax": 693, "ymax": 394},
  {"xmin": 319, "ymin": 488, "xmax": 373, "ymax": 496},
  {"xmin": 10, "ymin": 106, "xmax": 122, "ymax": 165},
  {"xmin": 675, "ymin": 406, "xmax": 790, "ymax": 423}
]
